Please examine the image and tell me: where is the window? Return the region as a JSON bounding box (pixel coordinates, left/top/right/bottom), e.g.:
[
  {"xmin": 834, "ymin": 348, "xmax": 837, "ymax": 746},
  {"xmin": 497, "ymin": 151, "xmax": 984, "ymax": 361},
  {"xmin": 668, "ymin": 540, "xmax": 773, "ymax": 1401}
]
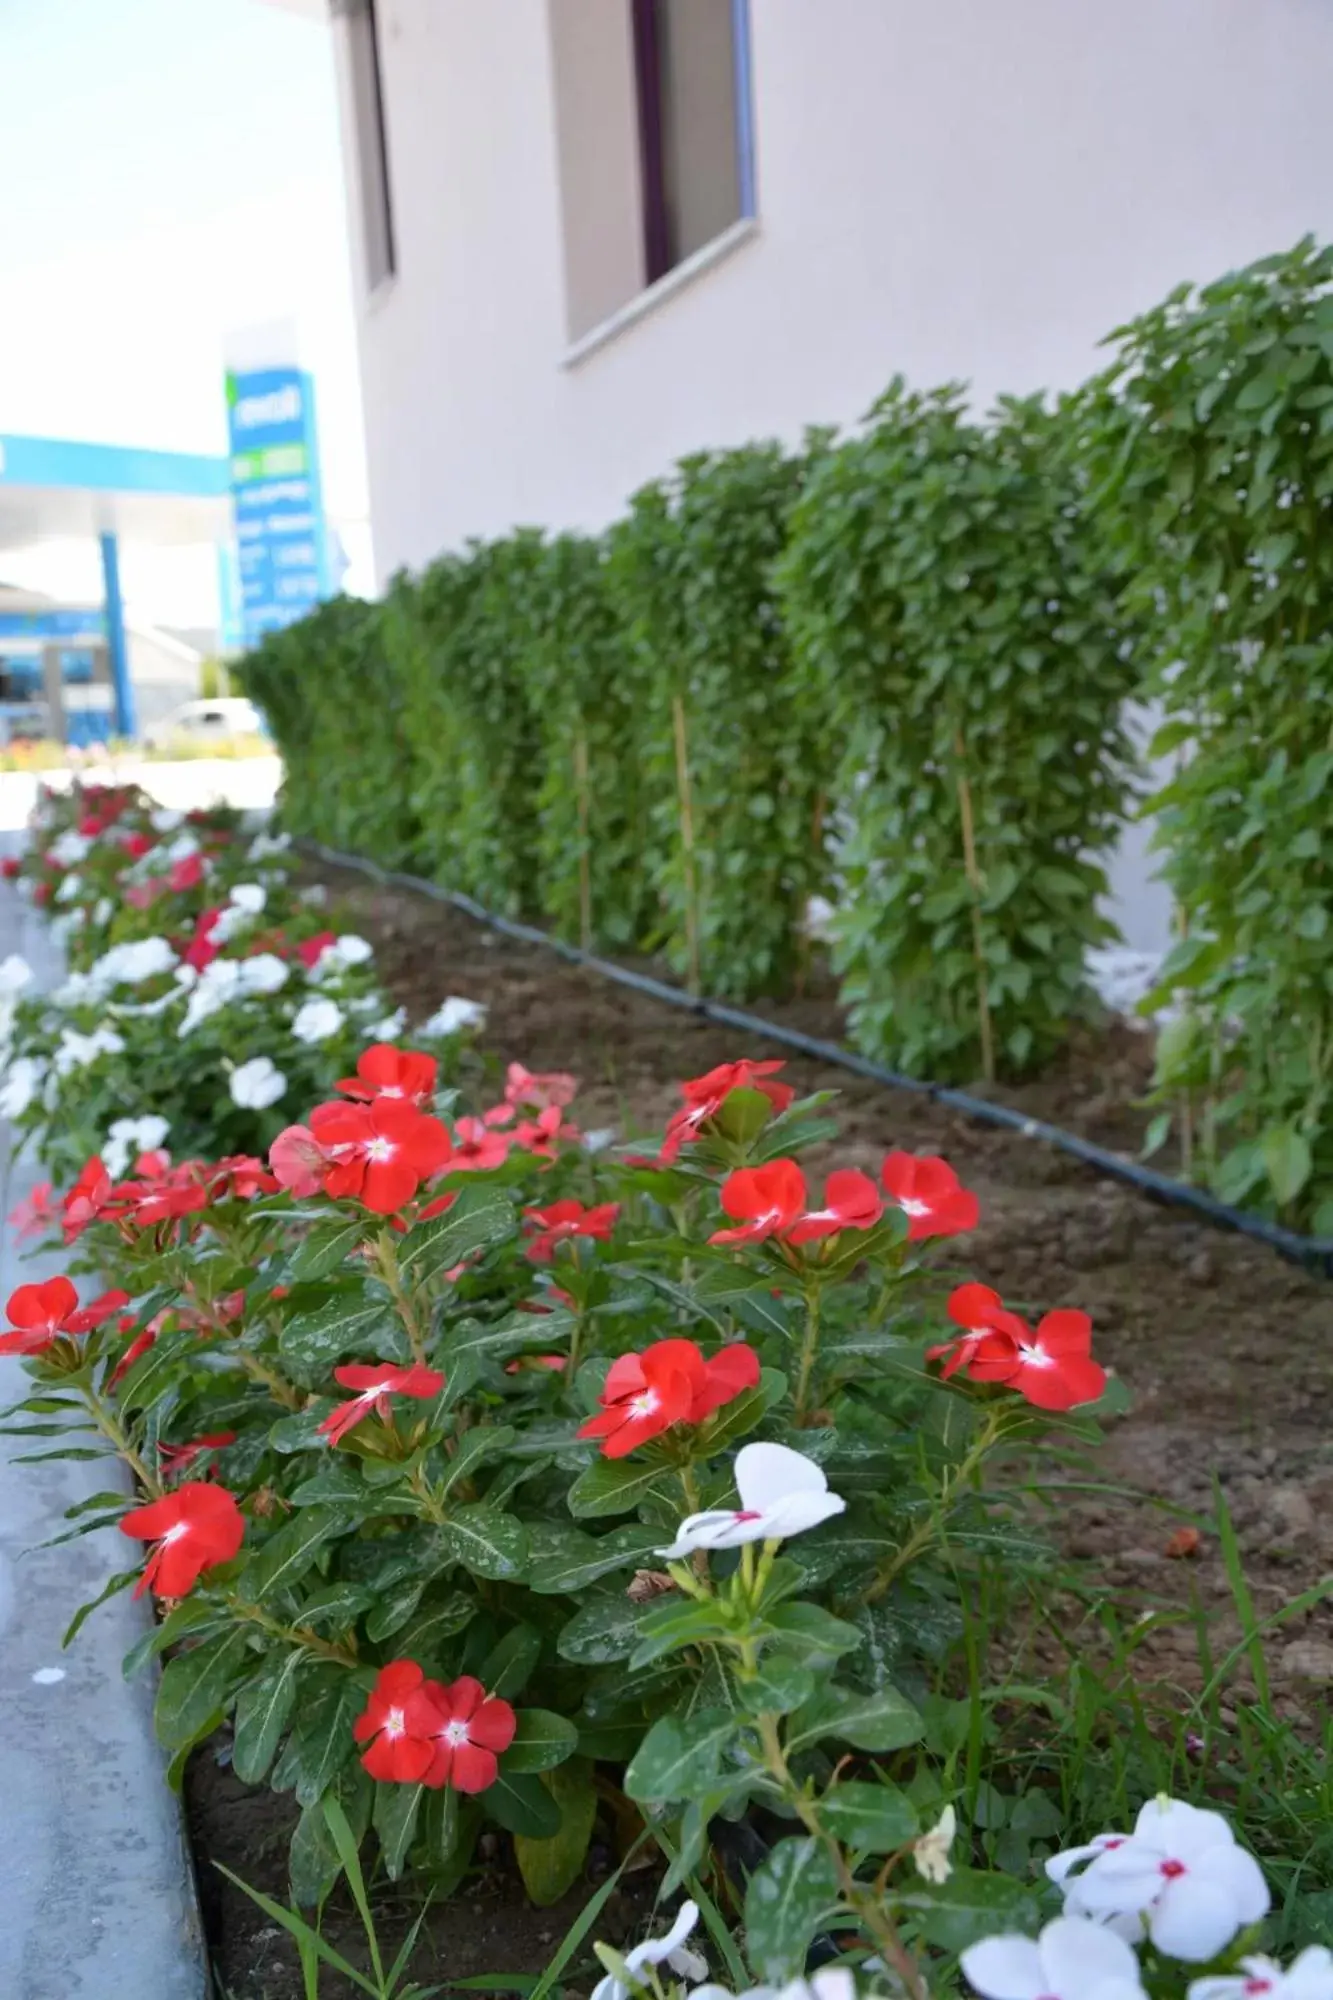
[
  {"xmin": 345, "ymin": 0, "xmax": 396, "ymax": 289},
  {"xmin": 549, "ymin": 0, "xmax": 755, "ymax": 343}
]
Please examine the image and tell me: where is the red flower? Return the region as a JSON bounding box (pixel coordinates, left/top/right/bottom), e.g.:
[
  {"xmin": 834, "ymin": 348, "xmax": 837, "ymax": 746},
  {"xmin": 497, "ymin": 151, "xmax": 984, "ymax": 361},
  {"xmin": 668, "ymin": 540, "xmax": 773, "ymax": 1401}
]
[
  {"xmin": 451, "ymin": 1117, "xmax": 511, "ymax": 1171},
  {"xmin": 503, "ymin": 1062, "xmax": 577, "ymax": 1112},
  {"xmin": 927, "ymin": 1283, "xmax": 1029, "ymax": 1380},
  {"xmin": 962, "ymin": 1307, "xmax": 1107, "ymax": 1413},
  {"xmin": 513, "ymin": 1104, "xmax": 579, "ymax": 1158},
  {"xmin": 504, "ymin": 1353, "xmax": 569, "ymax": 1374},
  {"xmin": 168, "ymin": 853, "xmax": 204, "ymax": 893},
  {"xmin": 182, "ymin": 907, "xmax": 224, "ymax": 972},
  {"xmin": 8, "ymin": 1179, "xmax": 55, "ymax": 1240},
  {"xmin": 353, "ymin": 1660, "xmax": 446, "ymax": 1783},
  {"xmin": 317, "ymin": 1361, "xmax": 446, "ymax": 1446},
  {"xmin": 660, "ymin": 1059, "xmax": 795, "ymax": 1163},
  {"xmin": 62, "ymin": 1156, "xmax": 116, "ymax": 1240},
  {"xmin": 710, "ymin": 1159, "xmax": 808, "ymax": 1245},
  {"xmin": 119, "ymin": 1481, "xmax": 245, "ymax": 1598},
  {"xmin": 269, "ymin": 1122, "xmax": 328, "ymax": 1197},
  {"xmin": 577, "ymin": 1337, "xmax": 759, "ymax": 1458},
  {"xmin": 523, "ymin": 1198, "xmax": 620, "ymax": 1263},
  {"xmin": 785, "ymin": 1168, "xmax": 884, "ymax": 1245},
  {"xmin": 122, "ymin": 831, "xmax": 155, "ymax": 860},
  {"xmin": 209, "ymin": 1154, "xmax": 280, "ymax": 1199},
  {"xmin": 0, "ymin": 1277, "xmax": 131, "ymax": 1356},
  {"xmin": 107, "ymin": 1319, "xmax": 156, "ymax": 1388},
  {"xmin": 32, "ymin": 882, "xmax": 51, "ymax": 907},
  {"xmin": 307, "ymin": 1099, "xmax": 454, "ymax": 1215},
  {"xmin": 421, "ymin": 1674, "xmax": 515, "ymax": 1793},
  {"xmin": 158, "ymin": 1431, "xmax": 237, "ymax": 1477},
  {"xmin": 1, "ymin": 855, "xmax": 21, "ymax": 880},
  {"xmin": 124, "ymin": 881, "xmax": 161, "ymax": 911},
  {"xmin": 336, "ymin": 1044, "xmax": 438, "ymax": 1107},
  {"xmin": 881, "ymin": 1152, "xmax": 980, "ymax": 1240},
  {"xmin": 114, "ymin": 1176, "xmax": 209, "ymax": 1228},
  {"xmin": 296, "ymin": 930, "xmax": 337, "ymax": 970}
]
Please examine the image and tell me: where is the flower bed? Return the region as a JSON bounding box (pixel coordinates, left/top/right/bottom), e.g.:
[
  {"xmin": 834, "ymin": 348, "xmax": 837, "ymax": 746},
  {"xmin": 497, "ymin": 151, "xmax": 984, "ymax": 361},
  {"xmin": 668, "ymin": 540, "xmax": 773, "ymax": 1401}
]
[{"xmin": 0, "ymin": 779, "xmax": 1326, "ymax": 2000}]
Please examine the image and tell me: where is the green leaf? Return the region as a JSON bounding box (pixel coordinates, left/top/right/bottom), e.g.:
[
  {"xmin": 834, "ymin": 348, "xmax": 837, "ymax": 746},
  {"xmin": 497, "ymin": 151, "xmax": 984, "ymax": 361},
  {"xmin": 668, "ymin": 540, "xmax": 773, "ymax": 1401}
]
[
  {"xmin": 514, "ymin": 1759, "xmax": 598, "ymax": 1907},
  {"xmin": 628, "ymin": 1600, "xmax": 736, "ymax": 1670},
  {"xmin": 436, "ymin": 1422, "xmax": 516, "ymax": 1495},
  {"xmin": 290, "ymin": 1216, "xmax": 376, "ymax": 1284},
  {"xmin": 525, "ymin": 1522, "xmax": 663, "ymax": 1594},
  {"xmin": 154, "ymin": 1628, "xmax": 252, "ymax": 1751},
  {"xmin": 817, "ymin": 1779, "xmax": 917, "ymax": 1850},
  {"xmin": 294, "ymin": 1580, "xmax": 374, "ymax": 1632},
  {"xmin": 374, "ymin": 1781, "xmax": 425, "ymax": 1881},
  {"xmin": 566, "ymin": 1455, "xmax": 677, "ymax": 1520},
  {"xmin": 280, "ymin": 1295, "xmax": 408, "ymax": 1373},
  {"xmin": 1262, "ymin": 1124, "xmax": 1313, "ymax": 1206},
  {"xmin": 283, "ymin": 1673, "xmax": 367, "ymax": 1808},
  {"xmin": 478, "ymin": 1623, "xmax": 542, "ymax": 1700},
  {"xmin": 786, "ymin": 1682, "xmax": 924, "ymax": 1756},
  {"xmin": 904, "ymin": 1867, "xmax": 1042, "ymax": 1951},
  {"xmin": 233, "ymin": 1653, "xmax": 305, "ymax": 1783},
  {"xmin": 63, "ymin": 1566, "xmax": 139, "ymax": 1648},
  {"xmin": 503, "ymin": 1709, "xmax": 579, "ymax": 1774},
  {"xmin": 744, "ymin": 1836, "xmax": 839, "ymax": 1983},
  {"xmin": 441, "ymin": 1311, "xmax": 576, "ymax": 1404},
  {"xmin": 623, "ymin": 1709, "xmax": 742, "ymax": 1803},
  {"xmin": 398, "ymin": 1183, "xmax": 516, "ymax": 1285},
  {"xmin": 433, "ymin": 1505, "xmax": 529, "ymax": 1580},
  {"xmin": 483, "ymin": 1769, "xmax": 563, "ymax": 1839},
  {"xmin": 761, "ymin": 1602, "xmax": 863, "ymax": 1663},
  {"xmin": 556, "ymin": 1596, "xmax": 656, "ymax": 1665},
  {"xmin": 694, "ymin": 1367, "xmax": 785, "ymax": 1455},
  {"xmin": 240, "ymin": 1506, "xmax": 346, "ymax": 1603},
  {"xmin": 365, "ymin": 1576, "xmax": 427, "ymax": 1642},
  {"xmin": 741, "ymin": 1653, "xmax": 816, "ymax": 1714},
  {"xmin": 288, "ymin": 1799, "xmax": 345, "ymax": 1907}
]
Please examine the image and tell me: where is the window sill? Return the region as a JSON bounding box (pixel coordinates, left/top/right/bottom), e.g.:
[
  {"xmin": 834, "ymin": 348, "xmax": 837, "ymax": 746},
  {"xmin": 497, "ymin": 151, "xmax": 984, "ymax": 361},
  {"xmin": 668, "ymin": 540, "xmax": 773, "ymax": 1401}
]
[{"xmin": 561, "ymin": 216, "xmax": 759, "ymax": 370}]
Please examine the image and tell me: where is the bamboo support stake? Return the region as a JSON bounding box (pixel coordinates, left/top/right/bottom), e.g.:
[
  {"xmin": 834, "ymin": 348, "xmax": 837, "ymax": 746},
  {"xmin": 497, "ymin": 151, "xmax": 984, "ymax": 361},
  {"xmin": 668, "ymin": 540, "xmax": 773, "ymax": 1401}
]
[
  {"xmin": 954, "ymin": 729, "xmax": 995, "ymax": 1085},
  {"xmin": 573, "ymin": 729, "xmax": 592, "ymax": 953},
  {"xmin": 672, "ymin": 692, "xmax": 702, "ymax": 997}
]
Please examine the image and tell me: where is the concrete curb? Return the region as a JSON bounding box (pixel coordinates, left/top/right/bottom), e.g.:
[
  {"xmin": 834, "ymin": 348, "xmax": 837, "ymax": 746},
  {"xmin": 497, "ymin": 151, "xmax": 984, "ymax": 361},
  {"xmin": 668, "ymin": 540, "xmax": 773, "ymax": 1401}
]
[{"xmin": 0, "ymin": 856, "xmax": 211, "ymax": 1999}]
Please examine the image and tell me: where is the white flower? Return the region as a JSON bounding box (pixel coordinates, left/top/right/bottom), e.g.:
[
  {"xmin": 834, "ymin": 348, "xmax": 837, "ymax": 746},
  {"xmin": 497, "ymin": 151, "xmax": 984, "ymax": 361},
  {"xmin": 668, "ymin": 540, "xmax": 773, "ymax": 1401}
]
[
  {"xmin": 164, "ymin": 832, "xmax": 199, "ymax": 863},
  {"xmin": 150, "ymin": 807, "xmax": 185, "ymax": 833},
  {"xmin": 48, "ymin": 829, "xmax": 91, "ymax": 867},
  {"xmin": 237, "ymin": 952, "xmax": 290, "ymax": 997},
  {"xmin": 179, "ymin": 959, "xmax": 243, "ymax": 1035},
  {"xmin": 1048, "ymin": 1797, "xmax": 1270, "ymax": 1963},
  {"xmin": 419, "ymin": 996, "xmax": 487, "ymax": 1038},
  {"xmin": 103, "ymin": 1114, "xmax": 169, "ymax": 1178},
  {"xmin": 915, "ymin": 1804, "xmax": 957, "ymax": 1885},
  {"xmin": 88, "ymin": 936, "xmax": 178, "ymax": 989},
  {"xmin": 247, "ymin": 831, "xmax": 292, "ymax": 860},
  {"xmin": 0, "ymin": 1055, "xmax": 46, "ymax": 1119},
  {"xmin": 55, "ymin": 871, "xmax": 84, "ymax": 904},
  {"xmin": 93, "ymin": 897, "xmax": 114, "ymax": 928},
  {"xmin": 368, "ymin": 1009, "xmax": 407, "ymax": 1040},
  {"xmin": 0, "ymin": 954, "xmax": 32, "ymax": 996},
  {"xmin": 592, "ymin": 1904, "xmax": 706, "ymax": 2000},
  {"xmin": 1190, "ymin": 1951, "xmax": 1333, "ymax": 2000},
  {"xmin": 230, "ymin": 1055, "xmax": 287, "ymax": 1110},
  {"xmin": 53, "ymin": 970, "xmax": 98, "ymax": 1007},
  {"xmin": 229, "ymin": 882, "xmax": 267, "ymax": 916},
  {"xmin": 324, "ymin": 933, "xmax": 373, "ymax": 971},
  {"xmin": 962, "ymin": 1915, "xmax": 1148, "ymax": 2000},
  {"xmin": 657, "ymin": 1442, "xmax": 845, "ymax": 1561},
  {"xmin": 53, "ymin": 1024, "xmax": 125, "ymax": 1075},
  {"xmin": 291, "ymin": 996, "xmax": 345, "ymax": 1044},
  {"xmin": 691, "ymin": 1974, "xmax": 856, "ymax": 2000}
]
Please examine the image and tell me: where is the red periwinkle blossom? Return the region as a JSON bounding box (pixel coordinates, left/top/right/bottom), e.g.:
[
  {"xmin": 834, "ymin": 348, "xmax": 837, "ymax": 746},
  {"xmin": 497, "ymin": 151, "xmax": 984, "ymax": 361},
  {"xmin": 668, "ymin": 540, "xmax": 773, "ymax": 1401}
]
[
  {"xmin": 504, "ymin": 1353, "xmax": 569, "ymax": 1375},
  {"xmin": 120, "ymin": 1482, "xmax": 245, "ymax": 1598},
  {"xmin": 8, "ymin": 1179, "xmax": 55, "ymax": 1240},
  {"xmin": 62, "ymin": 1157, "xmax": 116, "ymax": 1240},
  {"xmin": 881, "ymin": 1152, "xmax": 980, "ymax": 1240},
  {"xmin": 422, "ymin": 1675, "xmax": 516, "ymax": 1792},
  {"xmin": 296, "ymin": 929, "xmax": 337, "ymax": 970},
  {"xmin": 578, "ymin": 1337, "xmax": 760, "ymax": 1458},
  {"xmin": 660, "ymin": 1058, "xmax": 795, "ymax": 1163},
  {"xmin": 930, "ymin": 1284, "xmax": 1106, "ymax": 1411},
  {"xmin": 928, "ymin": 1282, "xmax": 1030, "ymax": 1381},
  {"xmin": 503, "ymin": 1062, "xmax": 577, "ymax": 1113},
  {"xmin": 182, "ymin": 908, "xmax": 224, "ymax": 972},
  {"xmin": 307, "ymin": 1099, "xmax": 454, "ymax": 1215},
  {"xmin": 452, "ymin": 1117, "xmax": 511, "ymax": 1171},
  {"xmin": 168, "ymin": 853, "xmax": 204, "ymax": 893},
  {"xmin": 158, "ymin": 1431, "xmax": 237, "ymax": 1477},
  {"xmin": 709, "ymin": 1159, "xmax": 806, "ymax": 1245},
  {"xmin": 114, "ymin": 1174, "xmax": 209, "ymax": 1228},
  {"xmin": 785, "ymin": 1168, "xmax": 884, "ymax": 1245},
  {"xmin": 336, "ymin": 1044, "xmax": 438, "ymax": 1106},
  {"xmin": 107, "ymin": 1319, "xmax": 157, "ymax": 1389},
  {"xmin": 124, "ymin": 881, "xmax": 161, "ymax": 911},
  {"xmin": 317, "ymin": 1361, "xmax": 446, "ymax": 1446},
  {"xmin": 1, "ymin": 855, "xmax": 21, "ymax": 881},
  {"xmin": 353, "ymin": 1661, "xmax": 446, "ymax": 1782},
  {"xmin": 209, "ymin": 1154, "xmax": 280, "ymax": 1200},
  {"xmin": 513, "ymin": 1104, "xmax": 579, "ymax": 1158},
  {"xmin": 523, "ymin": 1198, "xmax": 620, "ymax": 1263},
  {"xmin": 0, "ymin": 1277, "xmax": 131, "ymax": 1356},
  {"xmin": 121, "ymin": 831, "xmax": 155, "ymax": 860},
  {"xmin": 32, "ymin": 882, "xmax": 51, "ymax": 907},
  {"xmin": 269, "ymin": 1122, "xmax": 328, "ymax": 1197}
]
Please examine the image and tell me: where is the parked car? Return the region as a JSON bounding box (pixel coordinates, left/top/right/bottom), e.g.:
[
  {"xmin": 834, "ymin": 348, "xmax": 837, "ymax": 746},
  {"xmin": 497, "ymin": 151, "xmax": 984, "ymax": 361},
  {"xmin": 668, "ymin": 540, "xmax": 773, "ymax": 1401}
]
[{"xmin": 143, "ymin": 697, "xmax": 266, "ymax": 749}]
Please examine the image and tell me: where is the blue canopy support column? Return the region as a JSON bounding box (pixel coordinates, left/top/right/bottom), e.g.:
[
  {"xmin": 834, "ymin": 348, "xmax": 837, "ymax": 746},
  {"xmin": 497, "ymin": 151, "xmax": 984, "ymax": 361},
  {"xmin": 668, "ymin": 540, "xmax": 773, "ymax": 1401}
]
[{"xmin": 98, "ymin": 530, "xmax": 135, "ymax": 738}]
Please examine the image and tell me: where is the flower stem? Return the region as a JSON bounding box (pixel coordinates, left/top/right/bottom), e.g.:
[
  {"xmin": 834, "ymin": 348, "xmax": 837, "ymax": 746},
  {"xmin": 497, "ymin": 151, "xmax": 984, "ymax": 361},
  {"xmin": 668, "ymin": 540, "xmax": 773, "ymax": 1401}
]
[
  {"xmin": 227, "ymin": 1596, "xmax": 358, "ymax": 1667},
  {"xmin": 80, "ymin": 1390, "xmax": 161, "ymax": 1498},
  {"xmin": 857, "ymin": 1407, "xmax": 1005, "ymax": 1608},
  {"xmin": 376, "ymin": 1232, "xmax": 429, "ymax": 1365},
  {"xmin": 793, "ymin": 1281, "xmax": 823, "ymax": 1425}
]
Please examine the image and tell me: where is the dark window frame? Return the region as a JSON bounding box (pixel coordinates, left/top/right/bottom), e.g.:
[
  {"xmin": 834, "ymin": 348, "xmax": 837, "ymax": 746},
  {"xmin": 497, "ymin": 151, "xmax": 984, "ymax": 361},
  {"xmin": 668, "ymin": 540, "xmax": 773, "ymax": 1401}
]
[{"xmin": 629, "ymin": 0, "xmax": 755, "ymax": 287}]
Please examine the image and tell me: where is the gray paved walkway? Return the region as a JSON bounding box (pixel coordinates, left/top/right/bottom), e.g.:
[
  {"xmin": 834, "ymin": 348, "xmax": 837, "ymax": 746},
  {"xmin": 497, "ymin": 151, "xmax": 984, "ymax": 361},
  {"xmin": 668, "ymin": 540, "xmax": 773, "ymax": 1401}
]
[{"xmin": 0, "ymin": 841, "xmax": 208, "ymax": 1999}]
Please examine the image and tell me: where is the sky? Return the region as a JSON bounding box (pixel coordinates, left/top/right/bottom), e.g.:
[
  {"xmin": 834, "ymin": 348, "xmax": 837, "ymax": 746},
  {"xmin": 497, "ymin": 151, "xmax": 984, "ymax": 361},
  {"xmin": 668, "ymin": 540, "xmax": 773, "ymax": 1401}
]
[{"xmin": 0, "ymin": 0, "xmax": 368, "ymax": 628}]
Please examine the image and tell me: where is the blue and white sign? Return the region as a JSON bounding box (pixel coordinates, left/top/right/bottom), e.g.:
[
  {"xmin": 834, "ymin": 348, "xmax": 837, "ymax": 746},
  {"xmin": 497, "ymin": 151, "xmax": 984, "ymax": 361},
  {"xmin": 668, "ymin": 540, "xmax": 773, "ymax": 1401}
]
[{"xmin": 224, "ymin": 365, "xmax": 331, "ymax": 647}]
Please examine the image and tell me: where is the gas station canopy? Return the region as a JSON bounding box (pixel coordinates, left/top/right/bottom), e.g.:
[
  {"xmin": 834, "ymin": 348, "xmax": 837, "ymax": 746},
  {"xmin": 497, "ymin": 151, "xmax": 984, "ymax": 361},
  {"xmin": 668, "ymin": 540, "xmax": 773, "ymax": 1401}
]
[{"xmin": 0, "ymin": 431, "xmax": 232, "ymax": 738}]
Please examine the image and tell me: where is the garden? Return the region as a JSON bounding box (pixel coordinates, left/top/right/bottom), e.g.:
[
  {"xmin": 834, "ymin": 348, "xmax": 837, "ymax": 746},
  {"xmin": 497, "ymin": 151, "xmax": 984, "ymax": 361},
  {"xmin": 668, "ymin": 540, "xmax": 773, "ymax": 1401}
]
[{"xmin": 0, "ymin": 241, "xmax": 1331, "ymax": 2000}]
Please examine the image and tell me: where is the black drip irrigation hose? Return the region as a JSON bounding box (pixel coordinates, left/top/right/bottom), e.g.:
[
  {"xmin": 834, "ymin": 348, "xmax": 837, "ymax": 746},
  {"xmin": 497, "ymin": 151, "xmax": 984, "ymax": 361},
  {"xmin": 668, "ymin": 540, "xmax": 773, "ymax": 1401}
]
[{"xmin": 302, "ymin": 839, "xmax": 1333, "ymax": 1281}]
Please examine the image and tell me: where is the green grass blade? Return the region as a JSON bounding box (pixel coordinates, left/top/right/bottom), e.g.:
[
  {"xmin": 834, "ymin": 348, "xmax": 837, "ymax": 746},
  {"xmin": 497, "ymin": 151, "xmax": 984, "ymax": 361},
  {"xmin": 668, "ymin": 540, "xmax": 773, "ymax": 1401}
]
[
  {"xmin": 214, "ymin": 1862, "xmax": 379, "ymax": 1996},
  {"xmin": 324, "ymin": 1795, "xmax": 386, "ymax": 1990}
]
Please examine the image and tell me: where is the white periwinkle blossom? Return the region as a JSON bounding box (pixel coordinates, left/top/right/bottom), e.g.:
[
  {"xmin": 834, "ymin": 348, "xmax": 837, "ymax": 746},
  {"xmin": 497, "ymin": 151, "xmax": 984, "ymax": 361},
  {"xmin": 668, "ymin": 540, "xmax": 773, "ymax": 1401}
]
[
  {"xmin": 657, "ymin": 1442, "xmax": 845, "ymax": 1560},
  {"xmin": 229, "ymin": 1055, "xmax": 287, "ymax": 1110},
  {"xmin": 103, "ymin": 1115, "xmax": 170, "ymax": 1178},
  {"xmin": 88, "ymin": 936, "xmax": 178, "ymax": 990},
  {"xmin": 0, "ymin": 954, "xmax": 32, "ymax": 997},
  {"xmin": 291, "ymin": 996, "xmax": 345, "ymax": 1044},
  {"xmin": 179, "ymin": 960, "xmax": 243, "ymax": 1035},
  {"xmin": 238, "ymin": 953, "xmax": 290, "ymax": 997},
  {"xmin": 1048, "ymin": 1797, "xmax": 1270, "ymax": 1963},
  {"xmin": 165, "ymin": 831, "xmax": 200, "ymax": 863},
  {"xmin": 150, "ymin": 807, "xmax": 185, "ymax": 833},
  {"xmin": 48, "ymin": 828, "xmax": 91, "ymax": 868},
  {"xmin": 55, "ymin": 871, "xmax": 84, "ymax": 904},
  {"xmin": 93, "ymin": 896, "xmax": 114, "ymax": 928},
  {"xmin": 1190, "ymin": 1952, "xmax": 1333, "ymax": 2000},
  {"xmin": 307, "ymin": 933, "xmax": 373, "ymax": 981},
  {"xmin": 368, "ymin": 1008, "xmax": 407, "ymax": 1041},
  {"xmin": 591, "ymin": 1904, "xmax": 706, "ymax": 2000},
  {"xmin": 247, "ymin": 830, "xmax": 292, "ymax": 861},
  {"xmin": 53, "ymin": 1024, "xmax": 126, "ymax": 1075},
  {"xmin": 962, "ymin": 1916, "xmax": 1148, "ymax": 2000},
  {"xmin": 914, "ymin": 1803, "xmax": 957, "ymax": 1885},
  {"xmin": 692, "ymin": 1973, "xmax": 857, "ymax": 2000},
  {"xmin": 419, "ymin": 996, "xmax": 487, "ymax": 1038},
  {"xmin": 0, "ymin": 1055, "xmax": 47, "ymax": 1119}
]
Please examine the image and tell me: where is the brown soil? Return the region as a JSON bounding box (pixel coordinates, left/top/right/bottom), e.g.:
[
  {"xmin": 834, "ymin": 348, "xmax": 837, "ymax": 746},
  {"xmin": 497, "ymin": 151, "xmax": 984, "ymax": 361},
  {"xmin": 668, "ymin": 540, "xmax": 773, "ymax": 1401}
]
[{"xmin": 194, "ymin": 863, "xmax": 1333, "ymax": 1995}]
